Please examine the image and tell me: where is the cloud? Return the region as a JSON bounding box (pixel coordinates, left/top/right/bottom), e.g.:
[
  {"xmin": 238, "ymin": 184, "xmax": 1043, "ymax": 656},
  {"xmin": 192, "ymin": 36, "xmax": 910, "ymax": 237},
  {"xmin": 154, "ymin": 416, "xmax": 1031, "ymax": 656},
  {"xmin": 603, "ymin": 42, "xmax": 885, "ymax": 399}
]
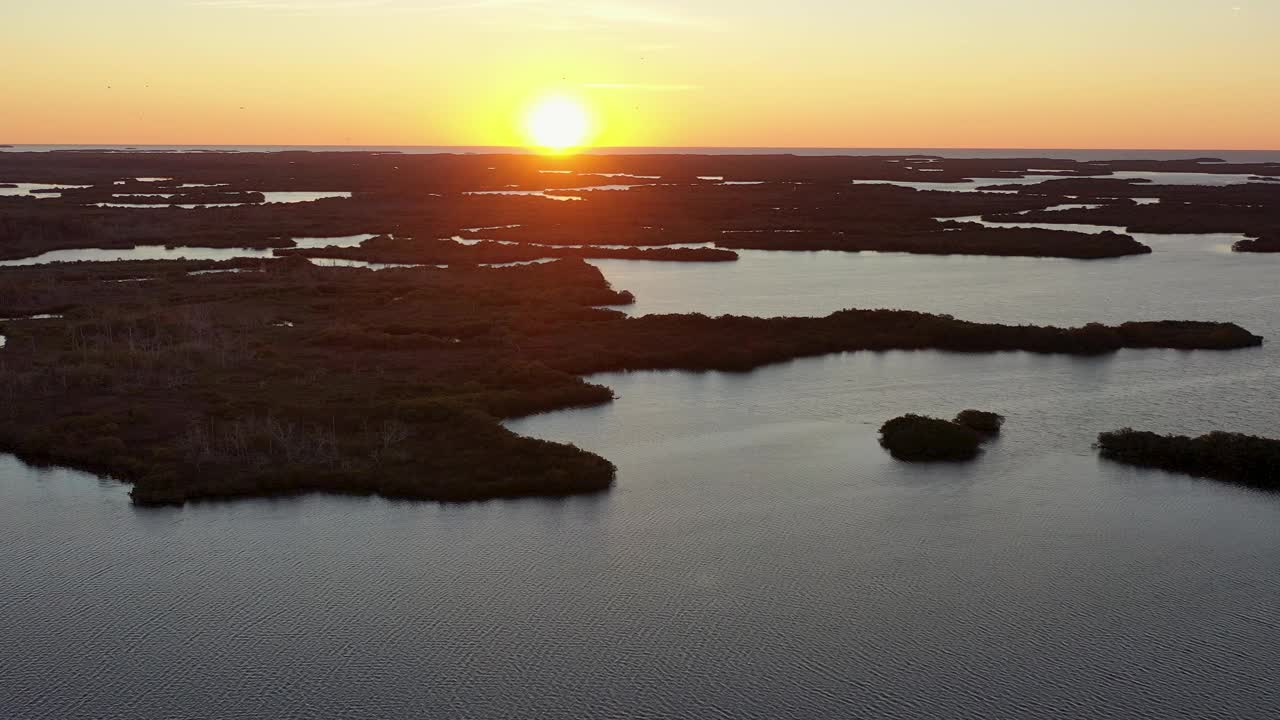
[{"xmin": 192, "ymin": 0, "xmax": 708, "ymax": 27}]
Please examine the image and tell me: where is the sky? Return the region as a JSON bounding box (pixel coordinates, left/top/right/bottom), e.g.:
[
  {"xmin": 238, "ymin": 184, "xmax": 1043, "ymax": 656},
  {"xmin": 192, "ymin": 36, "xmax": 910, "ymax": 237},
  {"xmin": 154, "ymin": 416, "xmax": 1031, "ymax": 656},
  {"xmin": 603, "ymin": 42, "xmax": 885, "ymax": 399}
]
[{"xmin": 3, "ymin": 0, "xmax": 1278, "ymax": 149}]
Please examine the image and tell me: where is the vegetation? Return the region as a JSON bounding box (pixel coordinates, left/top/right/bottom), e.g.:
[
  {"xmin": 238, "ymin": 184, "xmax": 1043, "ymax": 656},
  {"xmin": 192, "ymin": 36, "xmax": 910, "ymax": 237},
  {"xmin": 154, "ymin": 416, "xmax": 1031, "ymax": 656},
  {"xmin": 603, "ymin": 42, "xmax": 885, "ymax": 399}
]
[
  {"xmin": 1096, "ymin": 429, "xmax": 1280, "ymax": 491},
  {"xmin": 984, "ymin": 181, "xmax": 1280, "ymax": 240},
  {"xmin": 459, "ymin": 225, "xmax": 719, "ymax": 247},
  {"xmin": 520, "ymin": 315, "xmax": 1261, "ymax": 376},
  {"xmin": 279, "ymin": 235, "xmax": 739, "ymax": 264},
  {"xmin": 0, "ymin": 150, "xmax": 1274, "ymax": 506},
  {"xmin": 715, "ymin": 226, "xmax": 1151, "ymax": 259},
  {"xmin": 0, "ymin": 255, "xmax": 1261, "ymax": 506},
  {"xmin": 1232, "ymin": 236, "xmax": 1280, "ymax": 253},
  {"xmin": 954, "ymin": 410, "xmax": 1005, "ymax": 434},
  {"xmin": 0, "ymin": 259, "xmax": 628, "ymax": 506},
  {"xmin": 6, "ymin": 151, "xmax": 1272, "ymax": 264},
  {"xmin": 879, "ymin": 415, "xmax": 989, "ymax": 462}
]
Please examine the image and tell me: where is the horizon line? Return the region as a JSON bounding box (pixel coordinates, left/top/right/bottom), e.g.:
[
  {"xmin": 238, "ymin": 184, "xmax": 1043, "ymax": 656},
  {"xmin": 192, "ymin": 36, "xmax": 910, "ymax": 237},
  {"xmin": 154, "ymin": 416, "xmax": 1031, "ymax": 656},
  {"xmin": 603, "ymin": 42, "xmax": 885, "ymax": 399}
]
[{"xmin": 3, "ymin": 143, "xmax": 1279, "ymax": 154}]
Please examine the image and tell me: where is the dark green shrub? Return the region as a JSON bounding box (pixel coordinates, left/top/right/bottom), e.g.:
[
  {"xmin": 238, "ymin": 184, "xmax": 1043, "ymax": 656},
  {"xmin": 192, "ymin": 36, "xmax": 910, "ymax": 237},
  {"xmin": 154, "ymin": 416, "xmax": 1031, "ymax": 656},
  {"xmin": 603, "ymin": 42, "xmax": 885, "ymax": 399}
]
[
  {"xmin": 954, "ymin": 409, "xmax": 1004, "ymax": 434},
  {"xmin": 879, "ymin": 414, "xmax": 984, "ymax": 462},
  {"xmin": 1097, "ymin": 429, "xmax": 1280, "ymax": 490}
]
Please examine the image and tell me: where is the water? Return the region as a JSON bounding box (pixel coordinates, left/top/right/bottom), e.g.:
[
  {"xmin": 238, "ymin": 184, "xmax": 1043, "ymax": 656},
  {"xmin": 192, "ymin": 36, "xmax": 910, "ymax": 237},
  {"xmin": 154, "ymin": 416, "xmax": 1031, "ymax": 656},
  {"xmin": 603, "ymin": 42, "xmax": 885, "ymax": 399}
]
[
  {"xmin": 465, "ymin": 190, "xmax": 585, "ymax": 201},
  {"xmin": 4, "ymin": 184, "xmax": 1280, "ymax": 719},
  {"xmin": 1108, "ymin": 171, "xmax": 1258, "ymax": 186},
  {"xmin": 0, "ymin": 234, "xmax": 712, "ymax": 268},
  {"xmin": 850, "ymin": 170, "xmax": 1274, "ymax": 195},
  {"xmin": 290, "ymin": 234, "xmax": 380, "ymax": 249},
  {"xmin": 304, "ymin": 258, "xmax": 435, "ymax": 270},
  {"xmin": 261, "ymin": 191, "xmax": 351, "ymax": 203},
  {"xmin": 0, "ymin": 245, "xmax": 276, "ymax": 266},
  {"xmin": 0, "ymin": 182, "xmax": 91, "ymax": 199},
  {"xmin": 851, "ymin": 174, "xmax": 1070, "ymax": 193},
  {"xmin": 85, "ymin": 192, "xmax": 352, "ymax": 209},
  {"xmin": 0, "ymin": 236, "xmax": 377, "ymax": 266},
  {"xmin": 583, "ymin": 173, "xmax": 662, "ymax": 179},
  {"xmin": 941, "ymin": 206, "xmax": 1249, "ymax": 248},
  {"xmin": 90, "ymin": 202, "xmax": 248, "ymax": 209}
]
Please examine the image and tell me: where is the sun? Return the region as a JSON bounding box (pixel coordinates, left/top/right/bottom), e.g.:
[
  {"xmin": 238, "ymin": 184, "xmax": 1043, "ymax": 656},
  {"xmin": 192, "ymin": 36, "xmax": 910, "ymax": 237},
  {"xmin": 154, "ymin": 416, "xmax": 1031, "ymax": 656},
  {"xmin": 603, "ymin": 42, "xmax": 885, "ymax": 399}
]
[{"xmin": 523, "ymin": 95, "xmax": 593, "ymax": 153}]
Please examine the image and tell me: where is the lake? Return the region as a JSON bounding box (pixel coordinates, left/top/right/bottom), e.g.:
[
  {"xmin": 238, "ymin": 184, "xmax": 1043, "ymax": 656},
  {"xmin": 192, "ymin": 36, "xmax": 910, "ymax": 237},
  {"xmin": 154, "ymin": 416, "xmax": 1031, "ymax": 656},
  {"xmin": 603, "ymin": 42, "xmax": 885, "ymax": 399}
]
[{"xmin": 3, "ymin": 196, "xmax": 1280, "ymax": 719}]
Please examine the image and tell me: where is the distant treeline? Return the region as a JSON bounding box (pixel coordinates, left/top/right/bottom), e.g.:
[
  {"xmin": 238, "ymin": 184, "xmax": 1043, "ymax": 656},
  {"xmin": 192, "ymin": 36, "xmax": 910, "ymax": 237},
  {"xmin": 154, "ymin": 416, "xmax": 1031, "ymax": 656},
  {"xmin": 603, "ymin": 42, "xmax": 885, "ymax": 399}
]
[
  {"xmin": 279, "ymin": 235, "xmax": 738, "ymax": 264},
  {"xmin": 715, "ymin": 226, "xmax": 1151, "ymax": 259}
]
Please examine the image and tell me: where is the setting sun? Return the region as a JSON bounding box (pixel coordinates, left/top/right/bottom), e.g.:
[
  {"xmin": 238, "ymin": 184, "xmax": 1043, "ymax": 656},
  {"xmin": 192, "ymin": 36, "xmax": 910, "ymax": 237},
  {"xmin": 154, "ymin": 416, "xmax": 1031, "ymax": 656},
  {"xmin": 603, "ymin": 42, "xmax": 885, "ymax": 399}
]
[{"xmin": 523, "ymin": 95, "xmax": 593, "ymax": 153}]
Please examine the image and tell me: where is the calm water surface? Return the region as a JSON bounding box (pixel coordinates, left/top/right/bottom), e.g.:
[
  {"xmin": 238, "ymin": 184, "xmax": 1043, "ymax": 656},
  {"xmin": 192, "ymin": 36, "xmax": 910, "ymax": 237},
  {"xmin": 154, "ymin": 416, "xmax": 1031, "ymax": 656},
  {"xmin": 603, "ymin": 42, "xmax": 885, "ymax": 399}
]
[
  {"xmin": 0, "ymin": 182, "xmax": 92, "ymax": 199},
  {"xmin": 4, "ymin": 199, "xmax": 1280, "ymax": 719}
]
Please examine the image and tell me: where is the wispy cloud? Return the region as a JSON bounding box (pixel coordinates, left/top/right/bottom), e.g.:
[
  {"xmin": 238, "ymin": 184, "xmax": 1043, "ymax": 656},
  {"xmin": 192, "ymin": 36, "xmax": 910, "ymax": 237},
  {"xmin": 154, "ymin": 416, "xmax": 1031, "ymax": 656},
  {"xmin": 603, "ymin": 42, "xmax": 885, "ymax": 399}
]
[{"xmin": 192, "ymin": 0, "xmax": 709, "ymax": 27}]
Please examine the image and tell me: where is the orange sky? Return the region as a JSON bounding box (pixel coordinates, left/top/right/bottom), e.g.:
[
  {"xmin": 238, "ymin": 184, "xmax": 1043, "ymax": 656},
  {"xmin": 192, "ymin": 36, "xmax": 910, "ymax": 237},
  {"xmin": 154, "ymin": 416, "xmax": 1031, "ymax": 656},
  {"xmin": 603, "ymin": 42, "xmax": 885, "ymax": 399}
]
[{"xmin": 3, "ymin": 0, "xmax": 1278, "ymax": 149}]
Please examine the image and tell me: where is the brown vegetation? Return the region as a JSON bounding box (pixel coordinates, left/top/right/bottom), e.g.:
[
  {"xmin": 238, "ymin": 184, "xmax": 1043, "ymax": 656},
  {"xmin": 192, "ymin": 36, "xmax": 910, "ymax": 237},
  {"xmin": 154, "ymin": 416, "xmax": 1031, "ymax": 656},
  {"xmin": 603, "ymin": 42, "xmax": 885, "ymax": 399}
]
[
  {"xmin": 954, "ymin": 410, "xmax": 1004, "ymax": 434},
  {"xmin": 0, "ymin": 256, "xmax": 1261, "ymax": 506},
  {"xmin": 1232, "ymin": 236, "xmax": 1280, "ymax": 253},
  {"xmin": 278, "ymin": 235, "xmax": 738, "ymax": 264},
  {"xmin": 1097, "ymin": 429, "xmax": 1280, "ymax": 491},
  {"xmin": 715, "ymin": 226, "xmax": 1150, "ymax": 259},
  {"xmin": 0, "ymin": 150, "xmax": 1275, "ymax": 506},
  {"xmin": 879, "ymin": 415, "xmax": 991, "ymax": 462}
]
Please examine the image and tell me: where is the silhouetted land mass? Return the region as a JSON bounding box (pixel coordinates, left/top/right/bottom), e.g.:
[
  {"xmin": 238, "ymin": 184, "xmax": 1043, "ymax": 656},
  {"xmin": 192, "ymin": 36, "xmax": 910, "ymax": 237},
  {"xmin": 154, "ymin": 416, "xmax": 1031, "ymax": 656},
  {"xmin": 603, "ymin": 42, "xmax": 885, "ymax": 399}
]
[
  {"xmin": 879, "ymin": 414, "xmax": 995, "ymax": 462},
  {"xmin": 715, "ymin": 226, "xmax": 1150, "ymax": 259},
  {"xmin": 0, "ymin": 151, "xmax": 1275, "ymax": 505},
  {"xmin": 0, "ymin": 259, "xmax": 628, "ymax": 505},
  {"xmin": 1232, "ymin": 236, "xmax": 1280, "ymax": 253},
  {"xmin": 278, "ymin": 235, "xmax": 738, "ymax": 264},
  {"xmin": 92, "ymin": 190, "xmax": 267, "ymax": 205},
  {"xmin": 980, "ymin": 179, "xmax": 1280, "ymax": 238},
  {"xmin": 0, "ymin": 183, "xmax": 16, "ymax": 189},
  {"xmin": 954, "ymin": 410, "xmax": 1004, "ymax": 434},
  {"xmin": 0, "ymin": 257, "xmax": 1260, "ymax": 506},
  {"xmin": 459, "ymin": 225, "xmax": 719, "ymax": 247},
  {"xmin": 1097, "ymin": 429, "xmax": 1280, "ymax": 491},
  {"xmin": 4, "ymin": 151, "xmax": 1274, "ymax": 263}
]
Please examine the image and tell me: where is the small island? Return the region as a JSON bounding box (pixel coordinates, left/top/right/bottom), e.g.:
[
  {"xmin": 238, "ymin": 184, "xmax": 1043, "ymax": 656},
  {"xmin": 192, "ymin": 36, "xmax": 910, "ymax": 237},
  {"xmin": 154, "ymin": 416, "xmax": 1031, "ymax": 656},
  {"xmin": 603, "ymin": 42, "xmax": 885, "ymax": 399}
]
[
  {"xmin": 278, "ymin": 235, "xmax": 739, "ymax": 264},
  {"xmin": 1232, "ymin": 236, "xmax": 1280, "ymax": 253},
  {"xmin": 1097, "ymin": 429, "xmax": 1280, "ymax": 491},
  {"xmin": 460, "ymin": 225, "xmax": 719, "ymax": 247},
  {"xmin": 716, "ymin": 226, "xmax": 1151, "ymax": 260},
  {"xmin": 953, "ymin": 409, "xmax": 1005, "ymax": 434},
  {"xmin": 879, "ymin": 412, "xmax": 1002, "ymax": 462}
]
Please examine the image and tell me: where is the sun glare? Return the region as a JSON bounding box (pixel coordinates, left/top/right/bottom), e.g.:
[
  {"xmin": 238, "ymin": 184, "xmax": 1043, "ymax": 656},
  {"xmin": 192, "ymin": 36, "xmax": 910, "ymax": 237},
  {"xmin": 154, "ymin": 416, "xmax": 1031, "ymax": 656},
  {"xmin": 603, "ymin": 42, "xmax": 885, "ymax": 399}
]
[{"xmin": 523, "ymin": 95, "xmax": 593, "ymax": 153}]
